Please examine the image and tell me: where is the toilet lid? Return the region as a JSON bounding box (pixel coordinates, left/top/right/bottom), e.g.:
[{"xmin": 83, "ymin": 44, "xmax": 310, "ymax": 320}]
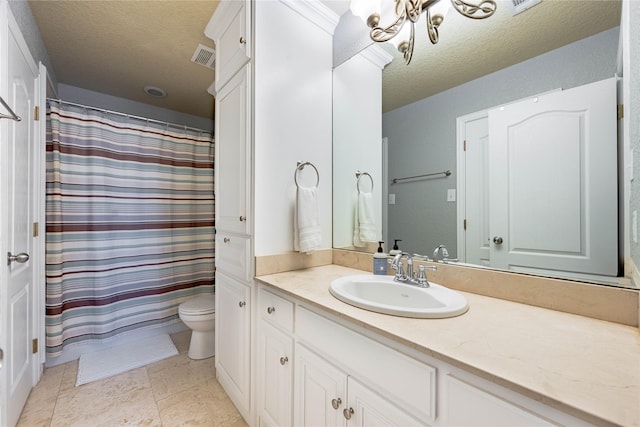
[{"xmin": 179, "ymin": 294, "xmax": 215, "ymax": 315}]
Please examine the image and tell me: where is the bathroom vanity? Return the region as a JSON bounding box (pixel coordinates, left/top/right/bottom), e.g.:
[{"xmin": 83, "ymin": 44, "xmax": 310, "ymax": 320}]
[{"xmin": 255, "ymin": 264, "xmax": 640, "ymax": 427}]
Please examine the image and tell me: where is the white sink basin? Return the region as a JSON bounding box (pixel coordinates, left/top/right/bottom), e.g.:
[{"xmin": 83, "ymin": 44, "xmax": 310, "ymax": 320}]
[{"xmin": 329, "ymin": 274, "xmax": 469, "ymax": 319}]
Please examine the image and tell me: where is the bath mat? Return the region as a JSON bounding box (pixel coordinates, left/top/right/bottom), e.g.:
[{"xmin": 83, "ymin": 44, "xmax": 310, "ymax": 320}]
[{"xmin": 76, "ymin": 333, "xmax": 178, "ymax": 386}]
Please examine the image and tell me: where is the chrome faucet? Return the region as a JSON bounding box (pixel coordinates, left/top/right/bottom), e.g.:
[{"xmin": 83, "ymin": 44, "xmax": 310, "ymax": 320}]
[
  {"xmin": 390, "ymin": 252, "xmax": 437, "ymax": 288},
  {"xmin": 391, "ymin": 252, "xmax": 413, "ymax": 282},
  {"xmin": 432, "ymin": 245, "xmax": 458, "ymax": 263}
]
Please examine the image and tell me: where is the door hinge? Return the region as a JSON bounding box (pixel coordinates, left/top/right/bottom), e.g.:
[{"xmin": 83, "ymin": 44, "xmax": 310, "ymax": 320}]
[
  {"xmin": 34, "ymin": 105, "xmax": 39, "ymax": 121},
  {"xmin": 33, "ymin": 222, "xmax": 39, "ymax": 237},
  {"xmin": 618, "ymin": 104, "xmax": 624, "ymax": 120},
  {"xmin": 463, "ymin": 140, "xmax": 467, "ymax": 151},
  {"xmin": 32, "ymin": 338, "xmax": 38, "ymax": 354},
  {"xmin": 464, "ymin": 219, "xmax": 467, "ymax": 230}
]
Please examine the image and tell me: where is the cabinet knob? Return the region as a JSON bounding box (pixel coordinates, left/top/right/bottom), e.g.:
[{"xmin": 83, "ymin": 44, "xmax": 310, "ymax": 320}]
[
  {"xmin": 343, "ymin": 407, "xmax": 354, "ymax": 420},
  {"xmin": 239, "ymin": 215, "xmax": 247, "ymax": 222},
  {"xmin": 331, "ymin": 398, "xmax": 342, "ymax": 410},
  {"xmin": 267, "ymin": 306, "xmax": 276, "ymax": 315},
  {"xmin": 279, "ymin": 356, "xmax": 288, "ymax": 366},
  {"xmin": 238, "ymin": 301, "xmax": 246, "ymax": 308},
  {"xmin": 239, "ymin": 36, "xmax": 246, "ymax": 45},
  {"xmin": 223, "ymin": 237, "xmax": 230, "ymax": 243}
]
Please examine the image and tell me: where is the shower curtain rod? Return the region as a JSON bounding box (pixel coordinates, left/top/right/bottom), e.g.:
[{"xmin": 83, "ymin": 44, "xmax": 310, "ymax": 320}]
[{"xmin": 47, "ymin": 98, "xmax": 212, "ymax": 135}]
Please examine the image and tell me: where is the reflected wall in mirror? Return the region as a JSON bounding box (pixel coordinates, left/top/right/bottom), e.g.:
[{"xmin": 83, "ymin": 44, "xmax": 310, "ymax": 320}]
[{"xmin": 332, "ymin": 0, "xmax": 639, "ymax": 288}]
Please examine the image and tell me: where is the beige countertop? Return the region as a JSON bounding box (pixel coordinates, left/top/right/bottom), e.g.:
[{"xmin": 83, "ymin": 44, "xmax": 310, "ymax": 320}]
[{"xmin": 256, "ymin": 264, "xmax": 640, "ymax": 427}]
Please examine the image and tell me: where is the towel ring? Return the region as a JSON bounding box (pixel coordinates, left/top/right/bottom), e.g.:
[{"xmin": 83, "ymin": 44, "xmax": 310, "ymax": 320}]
[
  {"xmin": 356, "ymin": 170, "xmax": 374, "ymax": 193},
  {"xmin": 295, "ymin": 161, "xmax": 319, "ymax": 188}
]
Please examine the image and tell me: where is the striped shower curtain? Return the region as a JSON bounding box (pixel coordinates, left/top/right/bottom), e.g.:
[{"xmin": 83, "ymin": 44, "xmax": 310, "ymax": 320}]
[{"xmin": 45, "ymin": 100, "xmax": 215, "ymax": 357}]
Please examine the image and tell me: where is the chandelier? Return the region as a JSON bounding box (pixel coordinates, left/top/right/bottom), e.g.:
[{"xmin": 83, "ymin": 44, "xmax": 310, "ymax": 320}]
[{"xmin": 351, "ymin": 0, "xmax": 497, "ymax": 64}]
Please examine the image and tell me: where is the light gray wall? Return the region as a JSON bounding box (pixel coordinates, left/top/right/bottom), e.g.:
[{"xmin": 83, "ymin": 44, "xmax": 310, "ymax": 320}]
[
  {"xmin": 629, "ymin": 5, "xmax": 640, "ymax": 270},
  {"xmin": 383, "ymin": 27, "xmax": 620, "ymax": 258},
  {"xmin": 58, "ymin": 84, "xmax": 213, "ymax": 132}
]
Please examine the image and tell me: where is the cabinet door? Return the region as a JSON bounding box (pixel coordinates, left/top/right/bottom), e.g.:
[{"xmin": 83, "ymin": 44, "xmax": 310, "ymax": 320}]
[
  {"xmin": 215, "ymin": 271, "xmax": 251, "ymax": 415},
  {"xmin": 346, "ymin": 378, "xmax": 427, "ymax": 427},
  {"xmin": 294, "ymin": 344, "xmax": 347, "ymax": 427},
  {"xmin": 258, "ymin": 322, "xmax": 293, "ymax": 427},
  {"xmin": 215, "ymin": 0, "xmax": 250, "ymax": 91},
  {"xmin": 215, "ymin": 65, "xmax": 251, "ymax": 234},
  {"xmin": 215, "ymin": 232, "xmax": 251, "ymax": 282}
]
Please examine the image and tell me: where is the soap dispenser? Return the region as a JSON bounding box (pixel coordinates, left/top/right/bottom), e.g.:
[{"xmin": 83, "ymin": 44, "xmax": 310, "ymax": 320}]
[
  {"xmin": 373, "ymin": 241, "xmax": 387, "ymax": 275},
  {"xmin": 389, "ymin": 239, "xmax": 402, "ymax": 256}
]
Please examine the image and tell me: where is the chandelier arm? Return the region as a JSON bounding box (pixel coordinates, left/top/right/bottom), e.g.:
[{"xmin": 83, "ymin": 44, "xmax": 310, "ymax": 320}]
[
  {"xmin": 406, "ymin": 0, "xmax": 423, "ymax": 23},
  {"xmin": 451, "ymin": 0, "xmax": 497, "ymax": 19},
  {"xmin": 403, "ymin": 21, "xmax": 415, "ymax": 64},
  {"xmin": 370, "ymin": 7, "xmax": 408, "ymax": 43},
  {"xmin": 426, "ymin": 9, "xmax": 440, "ymax": 44}
]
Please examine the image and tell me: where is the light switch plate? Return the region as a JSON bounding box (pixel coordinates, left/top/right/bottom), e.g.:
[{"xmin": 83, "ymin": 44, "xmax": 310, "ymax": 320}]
[
  {"xmin": 388, "ymin": 194, "xmax": 396, "ymax": 205},
  {"xmin": 447, "ymin": 189, "xmax": 456, "ymax": 202}
]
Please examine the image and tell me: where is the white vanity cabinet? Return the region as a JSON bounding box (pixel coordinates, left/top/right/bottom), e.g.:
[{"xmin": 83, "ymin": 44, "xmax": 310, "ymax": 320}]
[
  {"xmin": 294, "ymin": 344, "xmax": 424, "ymax": 427},
  {"xmin": 216, "ymin": 271, "xmax": 252, "ymax": 415},
  {"xmin": 257, "ymin": 287, "xmax": 294, "ymax": 427},
  {"xmin": 256, "ymin": 282, "xmax": 598, "ymax": 427}
]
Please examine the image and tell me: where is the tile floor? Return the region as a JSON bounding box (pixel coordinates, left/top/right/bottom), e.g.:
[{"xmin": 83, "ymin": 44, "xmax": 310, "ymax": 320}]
[{"xmin": 17, "ymin": 331, "xmax": 247, "ymax": 427}]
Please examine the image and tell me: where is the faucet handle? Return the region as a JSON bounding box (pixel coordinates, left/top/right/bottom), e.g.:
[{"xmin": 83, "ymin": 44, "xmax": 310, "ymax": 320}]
[
  {"xmin": 416, "ymin": 264, "xmax": 437, "ymax": 287},
  {"xmin": 412, "ymin": 253, "xmax": 433, "ymax": 262}
]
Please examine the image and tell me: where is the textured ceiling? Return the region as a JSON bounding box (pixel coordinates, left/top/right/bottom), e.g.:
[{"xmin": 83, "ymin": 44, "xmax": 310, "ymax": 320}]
[
  {"xmin": 29, "ymin": 0, "xmax": 220, "ymax": 119},
  {"xmin": 380, "ymin": 0, "xmax": 622, "ymax": 112},
  {"xmin": 28, "ymin": 0, "xmax": 621, "ymax": 119}
]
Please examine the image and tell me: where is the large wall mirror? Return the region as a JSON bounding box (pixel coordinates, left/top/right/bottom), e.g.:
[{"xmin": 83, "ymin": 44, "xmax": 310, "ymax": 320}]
[{"xmin": 332, "ymin": 0, "xmax": 637, "ymax": 289}]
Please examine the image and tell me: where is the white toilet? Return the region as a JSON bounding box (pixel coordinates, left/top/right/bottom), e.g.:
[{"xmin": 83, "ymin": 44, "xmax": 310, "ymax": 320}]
[{"xmin": 178, "ymin": 293, "xmax": 215, "ymax": 359}]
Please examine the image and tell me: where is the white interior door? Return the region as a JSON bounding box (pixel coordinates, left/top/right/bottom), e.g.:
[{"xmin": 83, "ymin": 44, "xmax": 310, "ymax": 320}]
[
  {"xmin": 1, "ymin": 4, "xmax": 38, "ymax": 425},
  {"xmin": 488, "ymin": 77, "xmax": 618, "ymax": 276},
  {"xmin": 461, "ymin": 114, "xmax": 491, "ymax": 266}
]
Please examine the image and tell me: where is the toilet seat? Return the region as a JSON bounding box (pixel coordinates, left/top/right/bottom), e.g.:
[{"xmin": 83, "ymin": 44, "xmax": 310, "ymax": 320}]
[{"xmin": 179, "ymin": 294, "xmax": 215, "ymax": 316}]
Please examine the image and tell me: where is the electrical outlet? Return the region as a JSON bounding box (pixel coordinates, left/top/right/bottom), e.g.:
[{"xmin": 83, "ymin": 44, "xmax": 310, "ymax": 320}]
[{"xmin": 447, "ymin": 189, "xmax": 456, "ymax": 202}]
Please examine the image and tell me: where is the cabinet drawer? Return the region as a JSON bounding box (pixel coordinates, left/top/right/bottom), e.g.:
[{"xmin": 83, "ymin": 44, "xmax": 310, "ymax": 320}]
[
  {"xmin": 297, "ymin": 307, "xmax": 436, "ymax": 423},
  {"xmin": 258, "ymin": 287, "xmax": 294, "ymax": 334},
  {"xmin": 215, "ymin": 233, "xmax": 251, "ymax": 282}
]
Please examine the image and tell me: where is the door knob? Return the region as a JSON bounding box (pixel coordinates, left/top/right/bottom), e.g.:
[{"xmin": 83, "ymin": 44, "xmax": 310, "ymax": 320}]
[
  {"xmin": 7, "ymin": 252, "xmax": 29, "ymax": 266},
  {"xmin": 493, "ymin": 236, "xmax": 503, "ymax": 245}
]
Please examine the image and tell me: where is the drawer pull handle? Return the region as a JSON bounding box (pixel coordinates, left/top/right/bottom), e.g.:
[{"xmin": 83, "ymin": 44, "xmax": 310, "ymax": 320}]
[
  {"xmin": 223, "ymin": 237, "xmax": 230, "ymax": 243},
  {"xmin": 331, "ymin": 398, "xmax": 342, "ymax": 410},
  {"xmin": 279, "ymin": 356, "xmax": 288, "ymax": 366},
  {"xmin": 238, "ymin": 301, "xmax": 246, "ymax": 308},
  {"xmin": 239, "ymin": 215, "xmax": 247, "ymax": 222},
  {"xmin": 343, "ymin": 407, "xmax": 354, "ymax": 420},
  {"xmin": 267, "ymin": 306, "xmax": 276, "ymax": 315}
]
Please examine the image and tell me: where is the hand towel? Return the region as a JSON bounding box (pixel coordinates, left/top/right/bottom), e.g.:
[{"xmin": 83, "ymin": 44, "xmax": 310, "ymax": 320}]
[
  {"xmin": 353, "ymin": 191, "xmax": 376, "ymax": 247},
  {"xmin": 294, "ymin": 186, "xmax": 322, "ymax": 253}
]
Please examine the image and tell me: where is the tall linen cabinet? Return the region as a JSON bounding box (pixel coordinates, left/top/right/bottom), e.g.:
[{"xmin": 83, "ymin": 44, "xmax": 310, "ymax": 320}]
[{"xmin": 205, "ymin": 1, "xmax": 337, "ymax": 424}]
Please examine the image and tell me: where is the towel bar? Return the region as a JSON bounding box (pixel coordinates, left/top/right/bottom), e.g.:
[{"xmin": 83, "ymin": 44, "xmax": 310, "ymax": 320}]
[
  {"xmin": 391, "ymin": 169, "xmax": 451, "ymax": 184},
  {"xmin": 0, "ymin": 96, "xmax": 21, "ymax": 121}
]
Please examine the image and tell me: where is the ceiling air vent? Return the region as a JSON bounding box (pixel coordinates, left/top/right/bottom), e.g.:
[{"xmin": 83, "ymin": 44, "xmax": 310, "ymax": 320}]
[
  {"xmin": 508, "ymin": 0, "xmax": 542, "ymax": 16},
  {"xmin": 191, "ymin": 44, "xmax": 215, "ymax": 69}
]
